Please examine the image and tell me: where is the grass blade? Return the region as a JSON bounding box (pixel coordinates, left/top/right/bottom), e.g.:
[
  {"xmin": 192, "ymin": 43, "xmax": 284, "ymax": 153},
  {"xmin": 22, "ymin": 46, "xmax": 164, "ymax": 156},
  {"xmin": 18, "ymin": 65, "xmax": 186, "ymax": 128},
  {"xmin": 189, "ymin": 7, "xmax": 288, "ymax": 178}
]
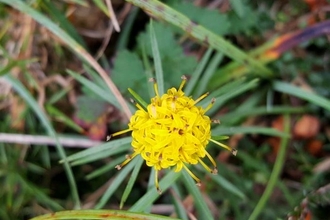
[
  {"xmin": 30, "ymin": 209, "xmax": 181, "ymax": 220},
  {"xmin": 212, "ymin": 126, "xmax": 290, "ymax": 138},
  {"xmin": 248, "ymin": 114, "xmax": 290, "ymax": 220},
  {"xmin": 60, "ymin": 137, "xmax": 131, "ymax": 163},
  {"xmin": 129, "ymin": 171, "xmax": 181, "ymax": 211},
  {"xmin": 120, "ymin": 156, "xmax": 144, "ymax": 209},
  {"xmin": 273, "ymin": 81, "xmax": 330, "ymax": 112},
  {"xmin": 95, "ymin": 157, "xmax": 138, "ymax": 209},
  {"xmin": 126, "ymin": 0, "xmax": 272, "ymax": 77},
  {"xmin": 181, "ymin": 170, "xmax": 214, "ymax": 219},
  {"xmin": 149, "ymin": 19, "xmax": 164, "ymax": 95},
  {"xmin": 184, "ymin": 48, "xmax": 213, "ymax": 96},
  {"xmin": 3, "ymin": 74, "xmax": 80, "ymax": 208}
]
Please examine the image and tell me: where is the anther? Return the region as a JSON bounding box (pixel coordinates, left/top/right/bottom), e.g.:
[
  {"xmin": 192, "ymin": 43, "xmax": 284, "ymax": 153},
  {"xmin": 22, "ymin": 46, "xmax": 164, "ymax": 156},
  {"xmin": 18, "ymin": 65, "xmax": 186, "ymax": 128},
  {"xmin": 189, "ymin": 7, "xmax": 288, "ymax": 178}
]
[
  {"xmin": 115, "ymin": 165, "xmax": 122, "ymax": 170},
  {"xmin": 231, "ymin": 148, "xmax": 238, "ymax": 156},
  {"xmin": 157, "ymin": 187, "xmax": 162, "ymax": 195},
  {"xmin": 196, "ymin": 181, "xmax": 201, "ymax": 187},
  {"xmin": 149, "ymin": 78, "xmax": 156, "ymax": 83},
  {"xmin": 129, "ymin": 98, "xmax": 136, "ymax": 104},
  {"xmin": 106, "ymin": 135, "xmax": 111, "ymax": 141},
  {"xmin": 211, "ymin": 167, "xmax": 218, "ymax": 174},
  {"xmin": 212, "ymin": 119, "xmax": 220, "ymax": 124}
]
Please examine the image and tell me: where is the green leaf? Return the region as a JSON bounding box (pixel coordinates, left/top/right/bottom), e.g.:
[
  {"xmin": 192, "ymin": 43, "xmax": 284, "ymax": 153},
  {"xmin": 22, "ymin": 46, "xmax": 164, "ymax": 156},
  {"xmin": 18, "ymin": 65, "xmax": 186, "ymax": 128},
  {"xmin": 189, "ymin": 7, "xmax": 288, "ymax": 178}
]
[
  {"xmin": 60, "ymin": 137, "xmax": 131, "ymax": 164},
  {"xmin": 45, "ymin": 104, "xmax": 84, "ymax": 133},
  {"xmin": 170, "ymin": 1, "xmax": 229, "ymax": 35},
  {"xmin": 212, "ymin": 126, "xmax": 290, "ymax": 138},
  {"xmin": 120, "ymin": 156, "xmax": 144, "ymax": 209},
  {"xmin": 137, "ymin": 22, "xmax": 197, "ymax": 88},
  {"xmin": 95, "ymin": 157, "xmax": 138, "ymax": 209},
  {"xmin": 181, "ymin": 170, "xmax": 214, "ymax": 219},
  {"xmin": 150, "ymin": 19, "xmax": 164, "ymax": 95},
  {"xmin": 112, "ymin": 50, "xmax": 148, "ymax": 100},
  {"xmin": 273, "ymin": 81, "xmax": 330, "ymax": 112},
  {"xmin": 75, "ymin": 95, "xmax": 108, "ymax": 123},
  {"xmin": 210, "ymin": 174, "xmax": 246, "ymax": 199},
  {"xmin": 129, "ymin": 171, "xmax": 181, "ymax": 212},
  {"xmin": 3, "ymin": 74, "xmax": 80, "ymax": 208},
  {"xmin": 227, "ymin": 5, "xmax": 258, "ymax": 34},
  {"xmin": 229, "ymin": 0, "xmax": 245, "ymax": 17}
]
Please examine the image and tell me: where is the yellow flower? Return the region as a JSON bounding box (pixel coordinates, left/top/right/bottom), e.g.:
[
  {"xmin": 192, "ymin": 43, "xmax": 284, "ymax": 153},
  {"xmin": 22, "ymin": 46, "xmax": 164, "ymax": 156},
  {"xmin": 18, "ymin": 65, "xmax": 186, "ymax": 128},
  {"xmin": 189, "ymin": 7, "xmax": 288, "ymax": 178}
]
[{"xmin": 111, "ymin": 76, "xmax": 236, "ymax": 193}]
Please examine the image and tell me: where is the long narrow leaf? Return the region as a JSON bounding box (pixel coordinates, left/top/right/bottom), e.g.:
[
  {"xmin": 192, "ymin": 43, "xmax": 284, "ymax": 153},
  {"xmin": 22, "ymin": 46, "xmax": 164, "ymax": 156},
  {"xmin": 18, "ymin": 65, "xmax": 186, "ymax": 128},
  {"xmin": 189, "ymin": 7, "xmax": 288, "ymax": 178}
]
[
  {"xmin": 3, "ymin": 74, "xmax": 80, "ymax": 208},
  {"xmin": 273, "ymin": 81, "xmax": 330, "ymax": 112},
  {"xmin": 126, "ymin": 0, "xmax": 272, "ymax": 77},
  {"xmin": 129, "ymin": 171, "xmax": 181, "ymax": 211},
  {"xmin": 181, "ymin": 170, "xmax": 214, "ymax": 219},
  {"xmin": 120, "ymin": 156, "xmax": 144, "ymax": 209},
  {"xmin": 149, "ymin": 19, "xmax": 164, "ymax": 95}
]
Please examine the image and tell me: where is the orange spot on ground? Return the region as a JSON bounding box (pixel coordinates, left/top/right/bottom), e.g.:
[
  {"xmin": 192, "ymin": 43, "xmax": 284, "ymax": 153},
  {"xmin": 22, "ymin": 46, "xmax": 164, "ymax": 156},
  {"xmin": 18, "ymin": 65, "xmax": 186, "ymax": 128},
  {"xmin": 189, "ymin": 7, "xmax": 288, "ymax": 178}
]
[{"xmin": 294, "ymin": 115, "xmax": 320, "ymax": 139}]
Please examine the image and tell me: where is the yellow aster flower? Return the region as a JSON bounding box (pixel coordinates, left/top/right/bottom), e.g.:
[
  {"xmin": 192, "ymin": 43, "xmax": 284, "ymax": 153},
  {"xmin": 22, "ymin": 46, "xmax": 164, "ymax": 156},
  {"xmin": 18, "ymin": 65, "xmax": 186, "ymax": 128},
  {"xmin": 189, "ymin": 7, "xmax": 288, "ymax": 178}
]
[{"xmin": 111, "ymin": 76, "xmax": 237, "ymax": 193}]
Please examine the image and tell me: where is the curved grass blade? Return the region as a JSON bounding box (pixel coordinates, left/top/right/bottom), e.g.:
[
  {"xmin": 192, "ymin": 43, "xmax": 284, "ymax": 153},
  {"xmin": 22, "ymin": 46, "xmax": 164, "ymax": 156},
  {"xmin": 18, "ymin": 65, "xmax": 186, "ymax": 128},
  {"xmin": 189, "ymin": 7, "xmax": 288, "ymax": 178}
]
[
  {"xmin": 60, "ymin": 137, "xmax": 131, "ymax": 163},
  {"xmin": 220, "ymin": 106, "xmax": 307, "ymax": 125},
  {"xmin": 195, "ymin": 51, "xmax": 223, "ymax": 96},
  {"xmin": 212, "ymin": 126, "xmax": 290, "ymax": 138},
  {"xmin": 273, "ymin": 81, "xmax": 330, "ymax": 112},
  {"xmin": 207, "ymin": 79, "xmax": 260, "ymax": 115},
  {"xmin": 70, "ymin": 144, "xmax": 130, "ymax": 166},
  {"xmin": 248, "ymin": 115, "xmax": 290, "ymax": 220},
  {"xmin": 149, "ymin": 19, "xmax": 164, "ymax": 95},
  {"xmin": 209, "ymin": 174, "xmax": 246, "ymax": 200},
  {"xmin": 120, "ymin": 156, "xmax": 144, "ymax": 209},
  {"xmin": 171, "ymin": 184, "xmax": 189, "ymax": 220},
  {"xmin": 128, "ymin": 88, "xmax": 148, "ymax": 109},
  {"xmin": 0, "ymin": 0, "xmax": 131, "ymax": 119},
  {"xmin": 3, "ymin": 75, "xmax": 80, "ymax": 208},
  {"xmin": 94, "ymin": 157, "xmax": 137, "ymax": 209},
  {"xmin": 30, "ymin": 209, "xmax": 180, "ymax": 220},
  {"xmin": 126, "ymin": 0, "xmax": 272, "ymax": 77},
  {"xmin": 86, "ymin": 156, "xmax": 126, "ymax": 180},
  {"xmin": 129, "ymin": 171, "xmax": 181, "ymax": 212},
  {"xmin": 184, "ymin": 48, "xmax": 213, "ymax": 96},
  {"xmin": 181, "ymin": 170, "xmax": 214, "ymax": 219}
]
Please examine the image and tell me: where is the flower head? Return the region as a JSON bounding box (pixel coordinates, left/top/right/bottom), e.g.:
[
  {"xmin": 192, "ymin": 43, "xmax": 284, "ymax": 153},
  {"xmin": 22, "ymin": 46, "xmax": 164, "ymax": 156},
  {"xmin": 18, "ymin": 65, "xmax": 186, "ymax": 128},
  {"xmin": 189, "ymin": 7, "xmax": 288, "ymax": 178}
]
[{"xmin": 111, "ymin": 76, "xmax": 236, "ymax": 193}]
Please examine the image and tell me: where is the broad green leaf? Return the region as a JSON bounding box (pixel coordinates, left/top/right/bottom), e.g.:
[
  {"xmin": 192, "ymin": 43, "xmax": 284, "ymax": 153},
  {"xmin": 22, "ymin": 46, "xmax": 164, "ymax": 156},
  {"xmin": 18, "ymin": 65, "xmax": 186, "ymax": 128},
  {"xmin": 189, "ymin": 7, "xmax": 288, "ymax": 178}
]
[
  {"xmin": 170, "ymin": 1, "xmax": 229, "ymax": 35},
  {"xmin": 112, "ymin": 50, "xmax": 148, "ymax": 100},
  {"xmin": 137, "ymin": 22, "xmax": 197, "ymax": 88}
]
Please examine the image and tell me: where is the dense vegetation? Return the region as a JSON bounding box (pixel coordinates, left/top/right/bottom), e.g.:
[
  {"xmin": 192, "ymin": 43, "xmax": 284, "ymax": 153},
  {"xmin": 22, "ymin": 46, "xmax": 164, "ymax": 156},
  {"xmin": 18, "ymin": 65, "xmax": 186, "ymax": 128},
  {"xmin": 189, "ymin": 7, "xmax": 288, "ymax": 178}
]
[{"xmin": 0, "ymin": 0, "xmax": 329, "ymax": 219}]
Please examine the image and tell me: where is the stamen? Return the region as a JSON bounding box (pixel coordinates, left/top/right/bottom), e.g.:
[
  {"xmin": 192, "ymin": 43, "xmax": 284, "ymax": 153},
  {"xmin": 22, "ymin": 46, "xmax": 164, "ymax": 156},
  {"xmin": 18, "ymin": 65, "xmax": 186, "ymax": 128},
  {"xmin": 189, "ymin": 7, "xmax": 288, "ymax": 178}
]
[
  {"xmin": 155, "ymin": 169, "xmax": 162, "ymax": 194},
  {"xmin": 151, "ymin": 104, "xmax": 157, "ymax": 118},
  {"xmin": 212, "ymin": 119, "xmax": 220, "ymax": 124},
  {"xmin": 204, "ymin": 150, "xmax": 217, "ymax": 171},
  {"xmin": 194, "ymin": 92, "xmax": 209, "ymax": 104},
  {"xmin": 178, "ymin": 75, "xmax": 187, "ymax": 91},
  {"xmin": 135, "ymin": 102, "xmax": 146, "ymax": 111},
  {"xmin": 209, "ymin": 138, "xmax": 237, "ymax": 156},
  {"xmin": 112, "ymin": 128, "xmax": 132, "ymax": 137},
  {"xmin": 129, "ymin": 98, "xmax": 135, "ymax": 104},
  {"xmin": 183, "ymin": 164, "xmax": 201, "ymax": 186},
  {"xmin": 204, "ymin": 98, "xmax": 215, "ymax": 113},
  {"xmin": 198, "ymin": 158, "xmax": 213, "ymax": 173},
  {"xmin": 149, "ymin": 78, "xmax": 160, "ymax": 97},
  {"xmin": 115, "ymin": 152, "xmax": 138, "ymax": 170}
]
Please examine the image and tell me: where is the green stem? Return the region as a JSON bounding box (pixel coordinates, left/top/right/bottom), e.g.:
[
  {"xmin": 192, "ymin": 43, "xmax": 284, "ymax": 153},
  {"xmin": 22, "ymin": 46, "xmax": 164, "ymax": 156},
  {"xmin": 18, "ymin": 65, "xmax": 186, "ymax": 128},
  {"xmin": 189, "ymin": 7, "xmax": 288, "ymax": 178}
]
[{"xmin": 248, "ymin": 114, "xmax": 290, "ymax": 220}]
